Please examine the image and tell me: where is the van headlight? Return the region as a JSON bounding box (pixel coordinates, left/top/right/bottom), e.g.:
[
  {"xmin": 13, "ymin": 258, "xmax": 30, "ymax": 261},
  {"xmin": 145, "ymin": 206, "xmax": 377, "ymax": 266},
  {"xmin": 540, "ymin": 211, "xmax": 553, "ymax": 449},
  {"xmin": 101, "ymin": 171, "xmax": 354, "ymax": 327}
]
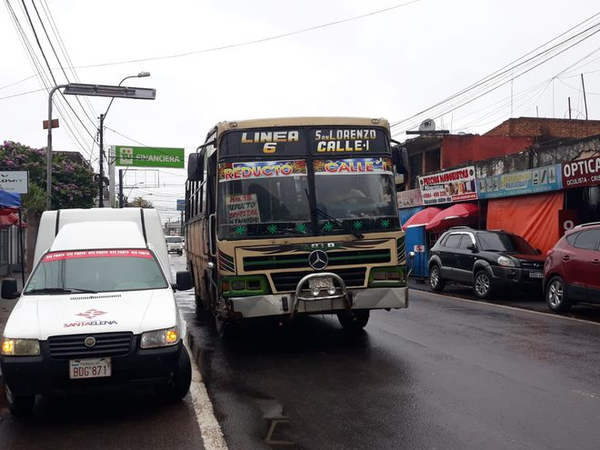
[
  {"xmin": 1, "ymin": 338, "xmax": 40, "ymax": 356},
  {"xmin": 140, "ymin": 327, "xmax": 179, "ymax": 349}
]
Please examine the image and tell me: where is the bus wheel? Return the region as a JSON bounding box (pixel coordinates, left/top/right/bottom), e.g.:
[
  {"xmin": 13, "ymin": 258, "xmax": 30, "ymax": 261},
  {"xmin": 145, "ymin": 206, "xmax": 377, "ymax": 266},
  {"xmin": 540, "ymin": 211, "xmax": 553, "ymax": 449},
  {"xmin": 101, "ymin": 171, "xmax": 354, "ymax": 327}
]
[
  {"xmin": 337, "ymin": 309, "xmax": 370, "ymax": 332},
  {"xmin": 214, "ymin": 315, "xmax": 239, "ymax": 339}
]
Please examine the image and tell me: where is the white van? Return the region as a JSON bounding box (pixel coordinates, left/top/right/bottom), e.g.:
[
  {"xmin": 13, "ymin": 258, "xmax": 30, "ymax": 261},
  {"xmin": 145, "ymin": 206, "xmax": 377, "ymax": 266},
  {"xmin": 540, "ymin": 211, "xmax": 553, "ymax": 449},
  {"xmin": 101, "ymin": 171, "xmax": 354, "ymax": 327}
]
[{"xmin": 0, "ymin": 208, "xmax": 193, "ymax": 417}]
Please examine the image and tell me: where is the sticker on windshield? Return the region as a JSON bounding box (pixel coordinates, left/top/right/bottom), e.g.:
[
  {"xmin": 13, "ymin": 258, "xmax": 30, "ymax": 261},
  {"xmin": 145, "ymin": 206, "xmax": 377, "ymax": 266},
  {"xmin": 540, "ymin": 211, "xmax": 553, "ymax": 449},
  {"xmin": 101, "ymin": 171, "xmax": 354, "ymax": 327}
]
[
  {"xmin": 43, "ymin": 249, "xmax": 153, "ymax": 262},
  {"xmin": 314, "ymin": 158, "xmax": 393, "ymax": 175},
  {"xmin": 225, "ymin": 194, "xmax": 261, "ymax": 224},
  {"xmin": 218, "ymin": 160, "xmax": 307, "ymax": 182}
]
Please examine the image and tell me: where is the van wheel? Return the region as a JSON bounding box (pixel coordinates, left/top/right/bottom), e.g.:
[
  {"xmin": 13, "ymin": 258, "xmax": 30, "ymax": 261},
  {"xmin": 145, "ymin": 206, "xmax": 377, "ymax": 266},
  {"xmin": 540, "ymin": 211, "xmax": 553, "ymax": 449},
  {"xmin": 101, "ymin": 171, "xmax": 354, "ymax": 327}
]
[
  {"xmin": 546, "ymin": 276, "xmax": 572, "ymax": 313},
  {"xmin": 473, "ymin": 270, "xmax": 493, "ymax": 299},
  {"xmin": 4, "ymin": 382, "xmax": 35, "ymax": 417},
  {"xmin": 337, "ymin": 309, "xmax": 370, "ymax": 332},
  {"xmin": 164, "ymin": 346, "xmax": 192, "ymax": 402},
  {"xmin": 429, "ymin": 265, "xmax": 445, "ymax": 292}
]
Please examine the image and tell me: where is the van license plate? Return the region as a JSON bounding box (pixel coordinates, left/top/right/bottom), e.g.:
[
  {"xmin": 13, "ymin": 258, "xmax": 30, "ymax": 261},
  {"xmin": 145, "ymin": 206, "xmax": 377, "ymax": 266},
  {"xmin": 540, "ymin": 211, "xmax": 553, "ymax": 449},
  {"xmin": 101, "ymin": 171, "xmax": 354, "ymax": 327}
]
[
  {"xmin": 529, "ymin": 271, "xmax": 543, "ymax": 279},
  {"xmin": 69, "ymin": 357, "xmax": 112, "ymax": 379},
  {"xmin": 309, "ymin": 277, "xmax": 333, "ymax": 290}
]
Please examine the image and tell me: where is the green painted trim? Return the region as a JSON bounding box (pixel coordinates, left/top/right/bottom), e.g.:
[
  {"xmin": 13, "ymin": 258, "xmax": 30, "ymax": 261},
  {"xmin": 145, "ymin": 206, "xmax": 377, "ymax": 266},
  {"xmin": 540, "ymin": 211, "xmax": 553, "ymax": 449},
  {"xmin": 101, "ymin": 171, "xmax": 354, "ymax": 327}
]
[{"xmin": 221, "ymin": 275, "xmax": 270, "ymax": 297}]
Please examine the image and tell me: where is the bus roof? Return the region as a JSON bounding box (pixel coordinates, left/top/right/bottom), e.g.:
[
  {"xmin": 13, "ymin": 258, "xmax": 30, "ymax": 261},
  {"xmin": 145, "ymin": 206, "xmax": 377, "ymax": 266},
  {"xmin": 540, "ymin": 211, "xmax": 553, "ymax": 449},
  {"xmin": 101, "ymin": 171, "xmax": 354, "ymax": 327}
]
[{"xmin": 212, "ymin": 117, "xmax": 390, "ymax": 137}]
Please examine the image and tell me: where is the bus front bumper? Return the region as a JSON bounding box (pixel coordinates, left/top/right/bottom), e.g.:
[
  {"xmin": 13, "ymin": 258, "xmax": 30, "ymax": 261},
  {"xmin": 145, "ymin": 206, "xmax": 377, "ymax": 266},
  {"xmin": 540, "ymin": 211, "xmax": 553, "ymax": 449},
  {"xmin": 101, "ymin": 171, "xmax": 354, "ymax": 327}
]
[{"xmin": 221, "ymin": 287, "xmax": 408, "ymax": 320}]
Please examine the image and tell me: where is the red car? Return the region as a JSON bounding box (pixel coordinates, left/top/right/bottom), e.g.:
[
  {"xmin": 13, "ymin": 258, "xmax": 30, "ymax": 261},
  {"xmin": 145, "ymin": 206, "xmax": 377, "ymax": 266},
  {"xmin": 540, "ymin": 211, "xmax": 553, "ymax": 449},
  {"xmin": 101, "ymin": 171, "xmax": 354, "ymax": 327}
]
[{"xmin": 544, "ymin": 222, "xmax": 600, "ymax": 312}]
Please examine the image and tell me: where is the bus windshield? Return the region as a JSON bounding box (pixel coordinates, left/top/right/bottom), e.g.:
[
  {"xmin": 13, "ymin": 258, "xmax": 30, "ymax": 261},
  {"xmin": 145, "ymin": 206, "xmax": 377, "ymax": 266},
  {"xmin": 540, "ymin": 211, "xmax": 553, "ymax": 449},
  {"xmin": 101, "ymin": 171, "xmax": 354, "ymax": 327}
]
[
  {"xmin": 314, "ymin": 158, "xmax": 397, "ymax": 221},
  {"xmin": 217, "ymin": 160, "xmax": 312, "ymax": 238}
]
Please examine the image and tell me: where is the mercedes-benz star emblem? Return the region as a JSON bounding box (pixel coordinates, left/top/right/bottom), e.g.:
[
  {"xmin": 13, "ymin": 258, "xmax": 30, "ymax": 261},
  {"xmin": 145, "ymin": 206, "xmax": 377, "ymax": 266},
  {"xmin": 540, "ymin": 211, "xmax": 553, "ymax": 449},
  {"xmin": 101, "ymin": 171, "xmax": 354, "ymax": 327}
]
[
  {"xmin": 84, "ymin": 336, "xmax": 96, "ymax": 348},
  {"xmin": 308, "ymin": 250, "xmax": 329, "ymax": 270}
]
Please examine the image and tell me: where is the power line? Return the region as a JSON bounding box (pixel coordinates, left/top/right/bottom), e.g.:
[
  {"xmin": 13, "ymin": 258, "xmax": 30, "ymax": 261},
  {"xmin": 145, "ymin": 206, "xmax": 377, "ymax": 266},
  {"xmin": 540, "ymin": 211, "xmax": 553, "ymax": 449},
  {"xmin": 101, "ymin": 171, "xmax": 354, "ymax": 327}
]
[{"xmin": 63, "ymin": 0, "xmax": 421, "ymax": 70}]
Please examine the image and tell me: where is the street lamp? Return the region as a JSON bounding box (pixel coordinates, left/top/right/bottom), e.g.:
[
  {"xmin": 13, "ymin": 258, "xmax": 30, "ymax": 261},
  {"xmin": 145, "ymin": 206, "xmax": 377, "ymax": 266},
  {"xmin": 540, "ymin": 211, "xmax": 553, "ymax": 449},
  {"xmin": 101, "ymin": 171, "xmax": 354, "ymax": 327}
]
[
  {"xmin": 122, "ymin": 181, "xmax": 144, "ymax": 207},
  {"xmin": 45, "ymin": 80, "xmax": 156, "ymax": 210},
  {"xmin": 98, "ymin": 71, "xmax": 151, "ymax": 207}
]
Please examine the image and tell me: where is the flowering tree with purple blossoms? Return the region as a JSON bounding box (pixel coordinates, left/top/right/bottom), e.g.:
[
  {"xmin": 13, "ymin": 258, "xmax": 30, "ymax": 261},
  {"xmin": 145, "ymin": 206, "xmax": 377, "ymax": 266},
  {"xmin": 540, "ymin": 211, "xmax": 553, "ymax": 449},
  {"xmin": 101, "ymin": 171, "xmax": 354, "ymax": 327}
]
[{"xmin": 1, "ymin": 140, "xmax": 95, "ymax": 211}]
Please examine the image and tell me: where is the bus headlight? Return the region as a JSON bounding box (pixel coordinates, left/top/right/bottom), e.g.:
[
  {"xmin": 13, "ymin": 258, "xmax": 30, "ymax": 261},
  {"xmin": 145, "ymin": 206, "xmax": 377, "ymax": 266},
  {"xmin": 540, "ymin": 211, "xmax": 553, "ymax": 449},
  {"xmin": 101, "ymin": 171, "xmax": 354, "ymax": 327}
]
[
  {"xmin": 140, "ymin": 327, "xmax": 179, "ymax": 349},
  {"xmin": 1, "ymin": 338, "xmax": 40, "ymax": 356},
  {"xmin": 221, "ymin": 275, "xmax": 269, "ymax": 297},
  {"xmin": 369, "ymin": 266, "xmax": 406, "ymax": 287}
]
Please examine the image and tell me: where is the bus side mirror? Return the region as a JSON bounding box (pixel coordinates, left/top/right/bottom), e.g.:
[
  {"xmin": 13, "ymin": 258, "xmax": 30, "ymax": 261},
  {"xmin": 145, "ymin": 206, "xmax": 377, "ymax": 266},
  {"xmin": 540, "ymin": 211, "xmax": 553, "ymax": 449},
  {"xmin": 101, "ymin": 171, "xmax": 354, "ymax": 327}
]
[{"xmin": 187, "ymin": 153, "xmax": 204, "ymax": 182}]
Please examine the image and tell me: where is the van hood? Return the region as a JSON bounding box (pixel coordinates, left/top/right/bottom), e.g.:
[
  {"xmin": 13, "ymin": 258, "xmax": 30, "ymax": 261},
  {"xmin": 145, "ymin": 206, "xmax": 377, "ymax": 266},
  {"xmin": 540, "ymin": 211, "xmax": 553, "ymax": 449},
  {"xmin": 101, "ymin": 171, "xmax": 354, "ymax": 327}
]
[{"xmin": 3, "ymin": 289, "xmax": 178, "ymax": 340}]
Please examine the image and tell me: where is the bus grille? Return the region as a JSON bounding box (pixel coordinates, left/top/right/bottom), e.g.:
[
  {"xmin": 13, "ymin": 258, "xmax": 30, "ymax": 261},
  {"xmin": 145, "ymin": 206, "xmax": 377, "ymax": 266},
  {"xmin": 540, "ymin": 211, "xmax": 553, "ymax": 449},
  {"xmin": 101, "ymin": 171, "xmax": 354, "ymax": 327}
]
[
  {"xmin": 48, "ymin": 332, "xmax": 133, "ymax": 359},
  {"xmin": 270, "ymin": 268, "xmax": 367, "ymax": 293},
  {"xmin": 244, "ymin": 249, "xmax": 390, "ymax": 271}
]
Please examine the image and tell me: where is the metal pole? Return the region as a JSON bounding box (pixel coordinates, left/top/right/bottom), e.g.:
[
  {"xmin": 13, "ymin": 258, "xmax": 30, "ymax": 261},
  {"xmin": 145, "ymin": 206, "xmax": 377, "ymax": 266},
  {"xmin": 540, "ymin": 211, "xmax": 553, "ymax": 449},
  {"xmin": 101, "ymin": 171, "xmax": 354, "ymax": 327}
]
[
  {"xmin": 119, "ymin": 169, "xmax": 124, "ymax": 208},
  {"xmin": 180, "ymin": 210, "xmax": 184, "ymax": 235},
  {"xmin": 99, "ymin": 113, "xmax": 105, "ymax": 207},
  {"xmin": 18, "ymin": 208, "xmax": 25, "ymax": 287},
  {"xmin": 47, "ymin": 84, "xmax": 68, "ymax": 211},
  {"xmin": 581, "ymin": 73, "xmax": 589, "ymax": 120}
]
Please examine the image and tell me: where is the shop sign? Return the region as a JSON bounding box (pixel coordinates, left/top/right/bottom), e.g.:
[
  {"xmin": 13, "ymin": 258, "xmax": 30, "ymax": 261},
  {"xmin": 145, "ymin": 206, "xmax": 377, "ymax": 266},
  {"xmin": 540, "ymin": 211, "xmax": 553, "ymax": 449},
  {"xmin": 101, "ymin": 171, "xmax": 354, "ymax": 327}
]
[
  {"xmin": 397, "ymin": 188, "xmax": 423, "ymax": 208},
  {"xmin": 0, "ymin": 170, "xmax": 29, "ymax": 194},
  {"xmin": 562, "ymin": 156, "xmax": 600, "ymax": 189},
  {"xmin": 418, "ymin": 166, "xmax": 477, "ymax": 205},
  {"xmin": 114, "ymin": 146, "xmax": 185, "ymax": 168},
  {"xmin": 477, "ymin": 164, "xmax": 562, "ymax": 199}
]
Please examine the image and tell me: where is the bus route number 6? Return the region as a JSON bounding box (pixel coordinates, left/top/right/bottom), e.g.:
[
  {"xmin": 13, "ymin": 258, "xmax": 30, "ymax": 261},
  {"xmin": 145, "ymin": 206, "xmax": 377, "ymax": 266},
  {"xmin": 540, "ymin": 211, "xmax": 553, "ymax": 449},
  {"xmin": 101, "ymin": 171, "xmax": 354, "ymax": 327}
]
[{"xmin": 263, "ymin": 143, "xmax": 277, "ymax": 153}]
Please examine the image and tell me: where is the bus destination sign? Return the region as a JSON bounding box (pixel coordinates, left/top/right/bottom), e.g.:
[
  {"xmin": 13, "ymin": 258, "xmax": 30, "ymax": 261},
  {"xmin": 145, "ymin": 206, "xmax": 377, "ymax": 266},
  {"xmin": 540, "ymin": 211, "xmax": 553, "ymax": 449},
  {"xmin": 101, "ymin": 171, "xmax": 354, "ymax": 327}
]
[{"xmin": 312, "ymin": 128, "xmax": 387, "ymax": 154}]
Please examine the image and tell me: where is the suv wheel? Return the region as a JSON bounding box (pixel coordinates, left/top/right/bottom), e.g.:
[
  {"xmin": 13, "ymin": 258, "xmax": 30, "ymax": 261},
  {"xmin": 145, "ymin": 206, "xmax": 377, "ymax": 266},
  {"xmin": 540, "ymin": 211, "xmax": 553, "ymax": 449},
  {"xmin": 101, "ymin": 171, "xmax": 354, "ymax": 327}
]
[
  {"xmin": 473, "ymin": 270, "xmax": 493, "ymax": 299},
  {"xmin": 429, "ymin": 265, "xmax": 445, "ymax": 292},
  {"xmin": 546, "ymin": 276, "xmax": 572, "ymax": 313}
]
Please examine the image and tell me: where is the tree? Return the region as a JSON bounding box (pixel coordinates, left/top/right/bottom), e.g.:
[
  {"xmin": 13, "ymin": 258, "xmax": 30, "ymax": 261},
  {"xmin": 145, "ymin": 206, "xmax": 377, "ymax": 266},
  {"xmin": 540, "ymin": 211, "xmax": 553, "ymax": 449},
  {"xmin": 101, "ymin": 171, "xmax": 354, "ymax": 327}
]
[
  {"xmin": 127, "ymin": 196, "xmax": 154, "ymax": 208},
  {"xmin": 1, "ymin": 140, "xmax": 96, "ymax": 271}
]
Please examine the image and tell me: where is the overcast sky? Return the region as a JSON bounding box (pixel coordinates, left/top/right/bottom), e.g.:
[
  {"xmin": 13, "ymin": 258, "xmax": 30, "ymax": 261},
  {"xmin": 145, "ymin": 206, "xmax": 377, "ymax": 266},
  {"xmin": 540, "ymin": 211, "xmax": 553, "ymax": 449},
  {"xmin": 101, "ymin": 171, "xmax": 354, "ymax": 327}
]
[{"xmin": 1, "ymin": 0, "xmax": 599, "ymax": 221}]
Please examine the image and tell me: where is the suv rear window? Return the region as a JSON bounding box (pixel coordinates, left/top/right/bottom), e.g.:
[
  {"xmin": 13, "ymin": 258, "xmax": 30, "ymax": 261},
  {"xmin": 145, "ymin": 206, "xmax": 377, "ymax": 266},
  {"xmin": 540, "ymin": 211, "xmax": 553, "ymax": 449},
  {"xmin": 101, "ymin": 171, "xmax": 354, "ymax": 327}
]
[{"xmin": 573, "ymin": 230, "xmax": 600, "ymax": 250}]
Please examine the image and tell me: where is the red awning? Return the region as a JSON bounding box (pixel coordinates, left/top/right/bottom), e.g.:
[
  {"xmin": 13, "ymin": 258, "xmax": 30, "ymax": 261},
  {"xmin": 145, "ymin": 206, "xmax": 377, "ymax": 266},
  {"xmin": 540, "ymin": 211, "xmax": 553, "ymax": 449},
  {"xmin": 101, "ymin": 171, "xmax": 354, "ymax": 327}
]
[
  {"xmin": 402, "ymin": 207, "xmax": 444, "ymax": 230},
  {"xmin": 426, "ymin": 203, "xmax": 479, "ymax": 231}
]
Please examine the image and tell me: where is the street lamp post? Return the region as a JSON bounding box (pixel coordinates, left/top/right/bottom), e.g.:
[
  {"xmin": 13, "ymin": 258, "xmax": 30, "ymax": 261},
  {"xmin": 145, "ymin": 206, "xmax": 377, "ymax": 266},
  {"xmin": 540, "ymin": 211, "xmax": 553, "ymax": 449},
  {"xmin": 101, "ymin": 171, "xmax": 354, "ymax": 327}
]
[{"xmin": 98, "ymin": 71, "xmax": 150, "ymax": 207}]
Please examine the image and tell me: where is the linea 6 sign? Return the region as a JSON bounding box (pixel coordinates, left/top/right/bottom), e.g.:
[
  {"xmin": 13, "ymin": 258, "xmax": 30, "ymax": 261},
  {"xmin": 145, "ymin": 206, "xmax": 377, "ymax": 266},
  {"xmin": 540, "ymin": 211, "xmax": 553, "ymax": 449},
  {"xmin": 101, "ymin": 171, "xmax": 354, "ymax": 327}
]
[
  {"xmin": 418, "ymin": 166, "xmax": 478, "ymax": 205},
  {"xmin": 562, "ymin": 156, "xmax": 600, "ymax": 189}
]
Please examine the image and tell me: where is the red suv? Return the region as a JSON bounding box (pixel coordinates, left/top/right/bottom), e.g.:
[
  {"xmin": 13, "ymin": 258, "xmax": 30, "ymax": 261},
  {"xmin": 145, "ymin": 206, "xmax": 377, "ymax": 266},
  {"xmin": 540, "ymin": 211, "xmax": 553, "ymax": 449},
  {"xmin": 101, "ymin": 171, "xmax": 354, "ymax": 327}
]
[{"xmin": 544, "ymin": 223, "xmax": 600, "ymax": 312}]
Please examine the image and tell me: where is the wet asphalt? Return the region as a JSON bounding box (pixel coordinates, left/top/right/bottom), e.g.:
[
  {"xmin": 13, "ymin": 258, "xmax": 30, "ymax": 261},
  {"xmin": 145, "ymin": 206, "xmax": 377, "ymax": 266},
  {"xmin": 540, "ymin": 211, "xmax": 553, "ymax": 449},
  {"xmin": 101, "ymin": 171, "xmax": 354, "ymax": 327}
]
[{"xmin": 1, "ymin": 254, "xmax": 599, "ymax": 450}]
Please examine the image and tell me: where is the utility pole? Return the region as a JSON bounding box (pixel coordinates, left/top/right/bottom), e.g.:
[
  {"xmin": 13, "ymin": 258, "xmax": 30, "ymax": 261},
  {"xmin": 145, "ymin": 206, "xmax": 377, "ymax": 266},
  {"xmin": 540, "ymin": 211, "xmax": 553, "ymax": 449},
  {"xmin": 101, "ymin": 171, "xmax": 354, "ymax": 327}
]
[
  {"xmin": 118, "ymin": 169, "xmax": 124, "ymax": 208},
  {"xmin": 581, "ymin": 73, "xmax": 589, "ymax": 120},
  {"xmin": 98, "ymin": 113, "xmax": 105, "ymax": 207}
]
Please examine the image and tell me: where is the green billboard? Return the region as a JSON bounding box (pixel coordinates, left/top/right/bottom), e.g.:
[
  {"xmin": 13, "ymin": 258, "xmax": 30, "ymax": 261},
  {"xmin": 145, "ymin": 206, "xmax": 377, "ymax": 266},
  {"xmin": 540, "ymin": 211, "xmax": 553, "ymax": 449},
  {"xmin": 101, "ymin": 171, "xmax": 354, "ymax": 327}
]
[{"xmin": 115, "ymin": 146, "xmax": 185, "ymax": 168}]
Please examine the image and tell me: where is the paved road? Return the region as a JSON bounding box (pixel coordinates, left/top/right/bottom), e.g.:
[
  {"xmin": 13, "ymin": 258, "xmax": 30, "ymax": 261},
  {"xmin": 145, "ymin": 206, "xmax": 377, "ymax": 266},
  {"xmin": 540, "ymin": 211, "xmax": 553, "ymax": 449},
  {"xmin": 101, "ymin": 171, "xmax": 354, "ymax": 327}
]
[{"xmin": 176, "ymin": 249, "xmax": 600, "ymax": 449}]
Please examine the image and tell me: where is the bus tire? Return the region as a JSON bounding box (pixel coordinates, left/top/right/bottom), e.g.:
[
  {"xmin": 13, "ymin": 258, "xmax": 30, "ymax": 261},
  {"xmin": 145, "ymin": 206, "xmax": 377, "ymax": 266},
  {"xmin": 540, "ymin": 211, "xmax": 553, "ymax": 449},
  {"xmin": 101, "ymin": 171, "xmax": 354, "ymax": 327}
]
[{"xmin": 337, "ymin": 309, "xmax": 370, "ymax": 332}]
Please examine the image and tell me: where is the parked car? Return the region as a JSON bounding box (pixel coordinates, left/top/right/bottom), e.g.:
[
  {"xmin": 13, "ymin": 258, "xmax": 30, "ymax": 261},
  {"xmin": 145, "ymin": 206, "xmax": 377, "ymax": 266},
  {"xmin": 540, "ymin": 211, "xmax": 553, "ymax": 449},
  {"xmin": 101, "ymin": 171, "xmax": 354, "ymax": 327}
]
[
  {"xmin": 166, "ymin": 236, "xmax": 184, "ymax": 255},
  {"xmin": 544, "ymin": 222, "xmax": 600, "ymax": 313},
  {"xmin": 428, "ymin": 227, "xmax": 544, "ymax": 299}
]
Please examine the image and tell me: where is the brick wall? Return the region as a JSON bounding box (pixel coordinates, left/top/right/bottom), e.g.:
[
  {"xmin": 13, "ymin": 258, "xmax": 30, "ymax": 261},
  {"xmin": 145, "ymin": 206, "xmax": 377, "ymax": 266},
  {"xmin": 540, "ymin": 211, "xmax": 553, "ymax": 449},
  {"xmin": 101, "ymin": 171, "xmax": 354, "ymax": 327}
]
[
  {"xmin": 484, "ymin": 117, "xmax": 600, "ymax": 140},
  {"xmin": 441, "ymin": 135, "xmax": 534, "ymax": 169}
]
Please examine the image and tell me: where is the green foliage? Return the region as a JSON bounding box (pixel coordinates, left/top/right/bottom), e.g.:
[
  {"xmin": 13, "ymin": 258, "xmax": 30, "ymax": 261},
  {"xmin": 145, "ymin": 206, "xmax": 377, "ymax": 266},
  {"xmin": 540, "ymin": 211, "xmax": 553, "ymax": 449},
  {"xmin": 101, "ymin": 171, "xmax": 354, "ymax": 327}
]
[
  {"xmin": 1, "ymin": 140, "xmax": 96, "ymax": 211},
  {"xmin": 127, "ymin": 196, "xmax": 153, "ymax": 208}
]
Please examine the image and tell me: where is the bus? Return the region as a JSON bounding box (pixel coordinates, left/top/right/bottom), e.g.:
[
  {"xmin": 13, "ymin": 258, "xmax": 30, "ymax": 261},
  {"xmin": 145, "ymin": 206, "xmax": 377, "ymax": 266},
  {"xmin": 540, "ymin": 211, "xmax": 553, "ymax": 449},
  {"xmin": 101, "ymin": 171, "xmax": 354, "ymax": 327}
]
[{"xmin": 185, "ymin": 117, "xmax": 408, "ymax": 335}]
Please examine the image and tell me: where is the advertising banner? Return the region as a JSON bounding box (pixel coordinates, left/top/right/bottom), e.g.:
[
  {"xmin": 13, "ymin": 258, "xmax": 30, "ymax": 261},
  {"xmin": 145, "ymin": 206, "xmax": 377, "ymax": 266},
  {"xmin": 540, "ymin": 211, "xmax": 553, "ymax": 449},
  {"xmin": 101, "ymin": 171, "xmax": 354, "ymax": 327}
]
[
  {"xmin": 397, "ymin": 188, "xmax": 423, "ymax": 208},
  {"xmin": 0, "ymin": 170, "xmax": 29, "ymax": 194},
  {"xmin": 218, "ymin": 160, "xmax": 307, "ymax": 183},
  {"xmin": 115, "ymin": 146, "xmax": 185, "ymax": 168},
  {"xmin": 176, "ymin": 199, "xmax": 185, "ymax": 211},
  {"xmin": 418, "ymin": 166, "xmax": 477, "ymax": 205},
  {"xmin": 477, "ymin": 164, "xmax": 562, "ymax": 199},
  {"xmin": 313, "ymin": 158, "xmax": 393, "ymax": 175},
  {"xmin": 562, "ymin": 156, "xmax": 600, "ymax": 189}
]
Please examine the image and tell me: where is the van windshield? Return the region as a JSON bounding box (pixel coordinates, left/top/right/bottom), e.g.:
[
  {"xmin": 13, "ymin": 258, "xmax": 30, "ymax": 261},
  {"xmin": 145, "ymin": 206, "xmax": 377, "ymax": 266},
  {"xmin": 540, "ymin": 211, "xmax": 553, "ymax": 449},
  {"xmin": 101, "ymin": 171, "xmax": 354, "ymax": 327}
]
[
  {"xmin": 24, "ymin": 249, "xmax": 168, "ymax": 294},
  {"xmin": 166, "ymin": 237, "xmax": 183, "ymax": 243}
]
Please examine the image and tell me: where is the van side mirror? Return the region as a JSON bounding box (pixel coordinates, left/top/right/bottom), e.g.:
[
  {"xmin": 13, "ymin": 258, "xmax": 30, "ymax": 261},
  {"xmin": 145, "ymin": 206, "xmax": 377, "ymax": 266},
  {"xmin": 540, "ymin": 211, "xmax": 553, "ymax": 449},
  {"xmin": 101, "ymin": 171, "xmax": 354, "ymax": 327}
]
[
  {"xmin": 467, "ymin": 243, "xmax": 478, "ymax": 252},
  {"xmin": 408, "ymin": 251, "xmax": 416, "ymax": 260},
  {"xmin": 1, "ymin": 278, "xmax": 19, "ymax": 300},
  {"xmin": 174, "ymin": 271, "xmax": 193, "ymax": 291}
]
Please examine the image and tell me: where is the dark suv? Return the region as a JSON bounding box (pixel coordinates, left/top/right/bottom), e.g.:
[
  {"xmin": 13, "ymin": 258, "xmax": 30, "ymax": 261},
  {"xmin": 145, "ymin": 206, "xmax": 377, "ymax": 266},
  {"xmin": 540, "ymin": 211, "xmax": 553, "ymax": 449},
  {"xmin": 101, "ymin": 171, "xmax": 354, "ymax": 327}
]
[
  {"xmin": 544, "ymin": 222, "xmax": 600, "ymax": 313},
  {"xmin": 428, "ymin": 227, "xmax": 545, "ymax": 298}
]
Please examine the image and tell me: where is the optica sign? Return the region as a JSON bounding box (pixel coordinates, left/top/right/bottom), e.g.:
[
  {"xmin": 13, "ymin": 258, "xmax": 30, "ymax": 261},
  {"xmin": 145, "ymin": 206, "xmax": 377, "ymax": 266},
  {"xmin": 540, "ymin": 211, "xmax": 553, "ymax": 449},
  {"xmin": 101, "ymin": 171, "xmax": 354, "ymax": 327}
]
[{"xmin": 562, "ymin": 156, "xmax": 600, "ymax": 188}]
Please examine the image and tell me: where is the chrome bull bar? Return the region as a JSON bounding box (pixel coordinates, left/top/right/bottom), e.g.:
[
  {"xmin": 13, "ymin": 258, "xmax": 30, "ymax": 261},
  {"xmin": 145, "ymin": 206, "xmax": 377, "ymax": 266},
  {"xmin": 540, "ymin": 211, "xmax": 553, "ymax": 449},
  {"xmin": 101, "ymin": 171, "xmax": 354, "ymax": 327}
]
[{"xmin": 291, "ymin": 272, "xmax": 351, "ymax": 319}]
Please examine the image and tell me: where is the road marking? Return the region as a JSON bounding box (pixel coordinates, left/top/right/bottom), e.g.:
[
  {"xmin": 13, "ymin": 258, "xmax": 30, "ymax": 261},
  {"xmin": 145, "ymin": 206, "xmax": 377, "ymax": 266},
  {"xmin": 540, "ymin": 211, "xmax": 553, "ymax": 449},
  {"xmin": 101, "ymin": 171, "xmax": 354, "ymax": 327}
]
[
  {"xmin": 413, "ymin": 290, "xmax": 600, "ymax": 327},
  {"xmin": 186, "ymin": 342, "xmax": 229, "ymax": 450}
]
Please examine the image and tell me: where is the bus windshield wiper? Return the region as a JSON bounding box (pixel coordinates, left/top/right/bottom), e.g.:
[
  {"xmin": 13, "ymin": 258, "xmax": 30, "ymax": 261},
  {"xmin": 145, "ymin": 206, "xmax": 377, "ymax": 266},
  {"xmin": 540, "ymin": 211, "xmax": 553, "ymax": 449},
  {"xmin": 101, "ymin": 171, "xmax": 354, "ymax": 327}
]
[{"xmin": 304, "ymin": 189, "xmax": 364, "ymax": 238}]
